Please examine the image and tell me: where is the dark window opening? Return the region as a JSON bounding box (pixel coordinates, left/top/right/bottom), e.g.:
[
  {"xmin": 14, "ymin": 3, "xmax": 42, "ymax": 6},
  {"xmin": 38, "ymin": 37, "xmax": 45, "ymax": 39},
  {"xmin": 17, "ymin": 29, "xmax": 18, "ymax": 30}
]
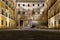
[
  {"xmin": 54, "ymin": 21, "xmax": 56, "ymax": 27},
  {"xmin": 6, "ymin": 1, "xmax": 8, "ymax": 5},
  {"xmin": 18, "ymin": 4, "xmax": 20, "ymax": 7},
  {"xmin": 38, "ymin": 4, "xmax": 39, "ymax": 6},
  {"xmin": 5, "ymin": 6, "xmax": 8, "ymax": 9},
  {"xmin": 14, "ymin": 24, "xmax": 15, "ymax": 27},
  {"xmin": 32, "ymin": 11, "xmax": 35, "ymax": 15},
  {"xmin": 1, "ymin": 20, "xmax": 3, "ymax": 25},
  {"xmin": 16, "ymin": 23, "xmax": 18, "ymax": 26},
  {"xmin": 6, "ymin": 13, "xmax": 7, "ymax": 17},
  {"xmin": 18, "ymin": 11, "xmax": 20, "ymax": 14},
  {"xmin": 28, "ymin": 4, "xmax": 30, "ymax": 7},
  {"xmin": 59, "ymin": 19, "xmax": 60, "ymax": 24},
  {"xmin": 31, "ymin": 25, "xmax": 36, "ymax": 28},
  {"xmin": 9, "ymin": 4, "xmax": 11, "ymax": 8},
  {"xmin": 33, "ymin": 4, "xmax": 34, "ymax": 6},
  {"xmin": 2, "ymin": 0, "xmax": 4, "ymax": 1},
  {"xmin": 2, "ymin": 9, "xmax": 4, "ymax": 15},
  {"xmin": 20, "ymin": 20, "xmax": 23, "ymax": 26},
  {"xmin": 9, "ymin": 15, "xmax": 10, "ymax": 18},
  {"xmin": 23, "ymin": 4, "xmax": 25, "ymax": 6},
  {"xmin": 6, "ymin": 21, "xmax": 7, "ymax": 26},
  {"xmin": 43, "ymin": 4, "xmax": 44, "ymax": 6},
  {"xmin": 23, "ymin": 11, "xmax": 25, "ymax": 14}
]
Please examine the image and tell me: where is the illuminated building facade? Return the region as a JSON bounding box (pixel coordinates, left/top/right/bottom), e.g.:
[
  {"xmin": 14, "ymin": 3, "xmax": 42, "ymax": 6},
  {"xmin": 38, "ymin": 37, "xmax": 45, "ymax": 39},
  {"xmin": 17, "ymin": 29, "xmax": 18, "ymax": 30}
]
[
  {"xmin": 16, "ymin": 0, "xmax": 48, "ymax": 29},
  {"xmin": 0, "ymin": 0, "xmax": 48, "ymax": 29},
  {"xmin": 47, "ymin": 0, "xmax": 60, "ymax": 28},
  {"xmin": 0, "ymin": 0, "xmax": 17, "ymax": 29}
]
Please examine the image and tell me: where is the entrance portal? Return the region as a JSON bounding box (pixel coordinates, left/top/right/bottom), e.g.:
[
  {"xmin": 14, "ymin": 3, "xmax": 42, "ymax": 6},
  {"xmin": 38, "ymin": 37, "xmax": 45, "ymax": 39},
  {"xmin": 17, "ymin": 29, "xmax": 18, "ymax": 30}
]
[{"xmin": 20, "ymin": 20, "xmax": 23, "ymax": 26}]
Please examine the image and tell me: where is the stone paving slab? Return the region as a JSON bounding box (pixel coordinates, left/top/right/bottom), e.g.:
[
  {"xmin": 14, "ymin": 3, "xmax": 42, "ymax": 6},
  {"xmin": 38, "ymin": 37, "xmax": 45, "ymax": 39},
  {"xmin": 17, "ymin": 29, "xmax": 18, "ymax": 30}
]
[{"xmin": 0, "ymin": 30, "xmax": 60, "ymax": 40}]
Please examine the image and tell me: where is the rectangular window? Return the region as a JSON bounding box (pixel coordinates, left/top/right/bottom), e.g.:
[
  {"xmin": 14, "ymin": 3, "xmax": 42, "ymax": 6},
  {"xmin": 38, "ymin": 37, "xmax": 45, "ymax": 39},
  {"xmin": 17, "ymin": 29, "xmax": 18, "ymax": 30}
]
[
  {"xmin": 9, "ymin": 15, "xmax": 10, "ymax": 18},
  {"xmin": 16, "ymin": 23, "xmax": 18, "ymax": 26},
  {"xmin": 20, "ymin": 20, "xmax": 23, "ymax": 26},
  {"xmin": 32, "ymin": 11, "xmax": 35, "ymax": 15},
  {"xmin": 59, "ymin": 19, "xmax": 60, "ymax": 24},
  {"xmin": 23, "ymin": 11, "xmax": 25, "ymax": 14},
  {"xmin": 28, "ymin": 4, "xmax": 30, "ymax": 7},
  {"xmin": 38, "ymin": 4, "xmax": 39, "ymax": 6},
  {"xmin": 6, "ymin": 13, "xmax": 7, "ymax": 17},
  {"xmin": 6, "ymin": 21, "xmax": 7, "ymax": 26},
  {"xmin": 6, "ymin": 1, "xmax": 8, "ymax": 5},
  {"xmin": 9, "ymin": 4, "xmax": 11, "ymax": 8},
  {"xmin": 1, "ymin": 20, "xmax": 3, "ymax": 25},
  {"xmin": 18, "ymin": 11, "xmax": 20, "ymax": 14},
  {"xmin": 2, "ymin": 9, "xmax": 4, "ymax": 15}
]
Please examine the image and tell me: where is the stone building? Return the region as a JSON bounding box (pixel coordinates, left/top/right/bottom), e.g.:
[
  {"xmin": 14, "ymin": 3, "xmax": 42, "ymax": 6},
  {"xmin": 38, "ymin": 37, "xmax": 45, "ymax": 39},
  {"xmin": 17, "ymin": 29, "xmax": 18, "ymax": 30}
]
[
  {"xmin": 16, "ymin": 0, "xmax": 47, "ymax": 29},
  {"xmin": 0, "ymin": 0, "xmax": 17, "ymax": 29},
  {"xmin": 47, "ymin": 0, "xmax": 60, "ymax": 28}
]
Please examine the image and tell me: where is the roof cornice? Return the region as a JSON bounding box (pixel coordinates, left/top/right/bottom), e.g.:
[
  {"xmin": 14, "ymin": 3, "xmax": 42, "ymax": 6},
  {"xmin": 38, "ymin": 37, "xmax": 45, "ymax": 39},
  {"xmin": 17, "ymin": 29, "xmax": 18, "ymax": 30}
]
[{"xmin": 16, "ymin": 0, "xmax": 45, "ymax": 2}]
